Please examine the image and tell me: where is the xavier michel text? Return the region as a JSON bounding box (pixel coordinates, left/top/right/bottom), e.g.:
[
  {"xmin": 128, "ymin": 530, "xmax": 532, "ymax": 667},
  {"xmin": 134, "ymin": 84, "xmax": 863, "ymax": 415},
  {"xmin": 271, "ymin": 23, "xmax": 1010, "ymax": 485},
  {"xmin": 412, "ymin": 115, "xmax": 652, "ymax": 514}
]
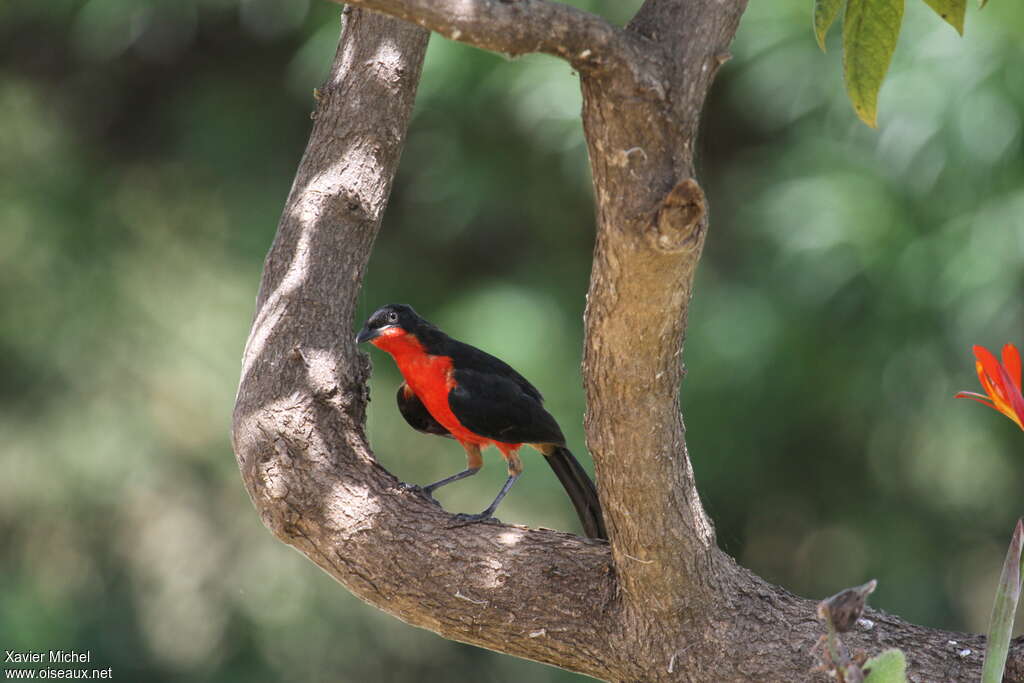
[{"xmin": 5, "ymin": 651, "xmax": 93, "ymax": 665}]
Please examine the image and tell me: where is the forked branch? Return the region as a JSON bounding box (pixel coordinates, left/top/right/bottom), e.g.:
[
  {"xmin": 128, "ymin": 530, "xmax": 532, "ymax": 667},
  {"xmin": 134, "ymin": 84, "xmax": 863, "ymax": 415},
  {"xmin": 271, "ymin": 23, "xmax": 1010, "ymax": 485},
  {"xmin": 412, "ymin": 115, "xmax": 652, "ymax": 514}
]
[{"xmin": 231, "ymin": 2, "xmax": 1024, "ymax": 681}]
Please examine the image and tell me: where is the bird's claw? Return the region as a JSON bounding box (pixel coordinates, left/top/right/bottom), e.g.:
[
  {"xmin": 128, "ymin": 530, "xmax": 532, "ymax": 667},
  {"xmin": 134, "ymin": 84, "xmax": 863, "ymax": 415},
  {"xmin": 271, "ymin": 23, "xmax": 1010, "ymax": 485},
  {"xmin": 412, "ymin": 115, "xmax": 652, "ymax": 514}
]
[
  {"xmin": 446, "ymin": 512, "xmax": 502, "ymax": 530},
  {"xmin": 398, "ymin": 482, "xmax": 439, "ymax": 505}
]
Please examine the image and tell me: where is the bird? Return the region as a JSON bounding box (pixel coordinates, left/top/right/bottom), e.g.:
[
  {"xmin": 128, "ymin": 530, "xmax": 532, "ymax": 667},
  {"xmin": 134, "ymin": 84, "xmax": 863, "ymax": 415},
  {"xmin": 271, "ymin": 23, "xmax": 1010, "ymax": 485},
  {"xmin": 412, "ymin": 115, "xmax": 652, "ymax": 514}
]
[{"xmin": 355, "ymin": 303, "xmax": 607, "ymax": 540}]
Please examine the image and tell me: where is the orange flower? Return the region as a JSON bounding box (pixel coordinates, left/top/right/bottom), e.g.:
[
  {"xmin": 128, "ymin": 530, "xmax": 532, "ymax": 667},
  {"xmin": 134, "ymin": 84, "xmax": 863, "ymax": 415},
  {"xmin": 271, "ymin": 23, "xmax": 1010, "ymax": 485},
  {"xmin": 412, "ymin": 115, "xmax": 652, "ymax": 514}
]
[{"xmin": 955, "ymin": 344, "xmax": 1024, "ymax": 430}]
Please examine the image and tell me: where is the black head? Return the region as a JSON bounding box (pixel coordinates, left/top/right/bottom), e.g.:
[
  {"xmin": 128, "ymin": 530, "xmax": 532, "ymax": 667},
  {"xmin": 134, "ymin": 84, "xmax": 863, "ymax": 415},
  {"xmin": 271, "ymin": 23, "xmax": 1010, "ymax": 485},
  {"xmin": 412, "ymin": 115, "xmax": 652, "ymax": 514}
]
[{"xmin": 355, "ymin": 304, "xmax": 427, "ymax": 344}]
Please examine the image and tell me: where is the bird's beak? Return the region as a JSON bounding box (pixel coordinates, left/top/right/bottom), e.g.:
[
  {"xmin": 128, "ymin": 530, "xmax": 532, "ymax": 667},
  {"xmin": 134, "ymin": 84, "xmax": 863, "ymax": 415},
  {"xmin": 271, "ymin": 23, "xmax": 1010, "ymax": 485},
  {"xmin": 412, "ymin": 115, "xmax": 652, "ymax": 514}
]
[{"xmin": 355, "ymin": 326, "xmax": 379, "ymax": 344}]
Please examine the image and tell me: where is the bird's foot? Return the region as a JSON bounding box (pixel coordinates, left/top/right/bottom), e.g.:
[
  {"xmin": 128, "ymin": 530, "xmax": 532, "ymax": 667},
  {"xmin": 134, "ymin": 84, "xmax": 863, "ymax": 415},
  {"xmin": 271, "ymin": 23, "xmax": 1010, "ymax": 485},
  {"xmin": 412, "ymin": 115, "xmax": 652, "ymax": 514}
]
[
  {"xmin": 446, "ymin": 512, "xmax": 502, "ymax": 530},
  {"xmin": 398, "ymin": 482, "xmax": 439, "ymax": 505}
]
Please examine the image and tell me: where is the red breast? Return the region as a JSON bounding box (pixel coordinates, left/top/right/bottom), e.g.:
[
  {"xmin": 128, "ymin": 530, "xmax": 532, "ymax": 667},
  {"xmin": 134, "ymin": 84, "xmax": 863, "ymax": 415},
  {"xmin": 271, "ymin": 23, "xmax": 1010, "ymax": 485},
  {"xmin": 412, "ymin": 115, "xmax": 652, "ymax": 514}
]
[{"xmin": 372, "ymin": 329, "xmax": 490, "ymax": 446}]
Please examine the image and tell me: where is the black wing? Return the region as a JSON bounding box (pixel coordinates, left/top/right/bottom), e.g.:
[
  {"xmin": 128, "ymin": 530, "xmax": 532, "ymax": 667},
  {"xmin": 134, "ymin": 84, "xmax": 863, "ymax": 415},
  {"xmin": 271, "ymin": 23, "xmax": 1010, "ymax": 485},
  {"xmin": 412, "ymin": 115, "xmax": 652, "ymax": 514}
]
[
  {"xmin": 447, "ymin": 368, "xmax": 564, "ymax": 445},
  {"xmin": 436, "ymin": 337, "xmax": 545, "ymax": 404},
  {"xmin": 396, "ymin": 383, "xmax": 452, "ymax": 438}
]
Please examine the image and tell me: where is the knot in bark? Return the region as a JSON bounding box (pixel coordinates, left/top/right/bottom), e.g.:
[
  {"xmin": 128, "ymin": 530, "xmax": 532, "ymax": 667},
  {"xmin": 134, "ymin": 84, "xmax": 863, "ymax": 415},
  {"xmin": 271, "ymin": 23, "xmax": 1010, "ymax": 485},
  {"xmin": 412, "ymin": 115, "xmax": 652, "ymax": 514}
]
[{"xmin": 648, "ymin": 178, "xmax": 706, "ymax": 253}]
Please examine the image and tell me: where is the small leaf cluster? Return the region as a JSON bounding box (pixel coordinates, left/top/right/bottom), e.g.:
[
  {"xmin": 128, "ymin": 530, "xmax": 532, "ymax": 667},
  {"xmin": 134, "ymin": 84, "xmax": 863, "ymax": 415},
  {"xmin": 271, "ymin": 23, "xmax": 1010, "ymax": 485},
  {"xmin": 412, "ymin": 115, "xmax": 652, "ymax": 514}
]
[{"xmin": 814, "ymin": 0, "xmax": 980, "ymax": 126}]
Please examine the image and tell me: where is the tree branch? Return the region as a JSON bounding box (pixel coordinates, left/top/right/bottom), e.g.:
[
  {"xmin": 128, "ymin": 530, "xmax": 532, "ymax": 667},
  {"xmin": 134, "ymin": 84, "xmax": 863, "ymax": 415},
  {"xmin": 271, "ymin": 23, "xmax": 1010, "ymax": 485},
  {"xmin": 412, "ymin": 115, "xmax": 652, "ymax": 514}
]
[
  {"xmin": 232, "ymin": 9, "xmax": 619, "ymax": 679},
  {"xmin": 327, "ymin": 0, "xmax": 647, "ymax": 76},
  {"xmin": 578, "ymin": 0, "xmax": 744, "ymax": 627}
]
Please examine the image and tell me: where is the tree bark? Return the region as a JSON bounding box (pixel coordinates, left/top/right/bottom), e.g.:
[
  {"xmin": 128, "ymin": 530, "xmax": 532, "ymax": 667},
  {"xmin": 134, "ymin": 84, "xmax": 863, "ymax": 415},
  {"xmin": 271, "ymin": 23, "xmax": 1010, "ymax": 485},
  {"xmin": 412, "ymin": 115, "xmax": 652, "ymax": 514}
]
[{"xmin": 232, "ymin": 2, "xmax": 1024, "ymax": 680}]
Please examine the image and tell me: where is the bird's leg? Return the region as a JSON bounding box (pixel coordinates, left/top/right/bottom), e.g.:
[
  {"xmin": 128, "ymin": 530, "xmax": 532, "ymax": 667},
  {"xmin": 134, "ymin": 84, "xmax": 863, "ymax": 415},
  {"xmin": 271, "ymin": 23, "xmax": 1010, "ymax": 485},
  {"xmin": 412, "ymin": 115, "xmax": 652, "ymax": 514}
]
[
  {"xmin": 420, "ymin": 467, "xmax": 480, "ymax": 496},
  {"xmin": 451, "ymin": 446, "xmax": 522, "ymax": 526},
  {"xmin": 419, "ymin": 443, "xmax": 483, "ymax": 498}
]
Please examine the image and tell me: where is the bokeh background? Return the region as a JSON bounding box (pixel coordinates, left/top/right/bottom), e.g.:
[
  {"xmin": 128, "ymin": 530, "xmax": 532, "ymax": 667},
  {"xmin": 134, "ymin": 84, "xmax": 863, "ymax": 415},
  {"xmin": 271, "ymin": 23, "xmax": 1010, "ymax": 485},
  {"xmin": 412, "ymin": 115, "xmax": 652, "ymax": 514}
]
[{"xmin": 3, "ymin": 0, "xmax": 1023, "ymax": 680}]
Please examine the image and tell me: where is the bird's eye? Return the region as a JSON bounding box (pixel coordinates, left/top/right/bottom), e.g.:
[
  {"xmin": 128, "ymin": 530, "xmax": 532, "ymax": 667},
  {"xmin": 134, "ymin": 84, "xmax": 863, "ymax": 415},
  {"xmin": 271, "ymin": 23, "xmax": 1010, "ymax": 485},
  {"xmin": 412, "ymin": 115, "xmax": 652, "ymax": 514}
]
[{"xmin": 387, "ymin": 311, "xmax": 398, "ymax": 323}]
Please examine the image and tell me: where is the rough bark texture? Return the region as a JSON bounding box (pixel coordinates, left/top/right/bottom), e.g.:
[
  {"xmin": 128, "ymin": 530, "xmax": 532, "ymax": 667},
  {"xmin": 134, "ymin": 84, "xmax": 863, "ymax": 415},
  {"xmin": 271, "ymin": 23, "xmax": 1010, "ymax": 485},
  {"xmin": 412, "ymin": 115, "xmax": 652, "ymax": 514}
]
[{"xmin": 232, "ymin": 2, "xmax": 1024, "ymax": 681}]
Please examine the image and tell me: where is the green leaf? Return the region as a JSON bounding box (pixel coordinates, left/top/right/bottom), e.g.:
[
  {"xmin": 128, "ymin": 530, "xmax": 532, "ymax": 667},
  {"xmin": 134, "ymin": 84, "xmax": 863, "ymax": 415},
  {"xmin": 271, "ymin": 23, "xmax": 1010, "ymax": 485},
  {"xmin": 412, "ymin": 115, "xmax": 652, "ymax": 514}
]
[
  {"xmin": 815, "ymin": 0, "xmax": 845, "ymax": 51},
  {"xmin": 842, "ymin": 0, "xmax": 905, "ymax": 127},
  {"xmin": 863, "ymin": 649, "xmax": 908, "ymax": 683},
  {"xmin": 982, "ymin": 519, "xmax": 1024, "ymax": 683},
  {"xmin": 922, "ymin": 0, "xmax": 966, "ymax": 34},
  {"xmin": 979, "ymin": 0, "xmax": 988, "ymax": 8}
]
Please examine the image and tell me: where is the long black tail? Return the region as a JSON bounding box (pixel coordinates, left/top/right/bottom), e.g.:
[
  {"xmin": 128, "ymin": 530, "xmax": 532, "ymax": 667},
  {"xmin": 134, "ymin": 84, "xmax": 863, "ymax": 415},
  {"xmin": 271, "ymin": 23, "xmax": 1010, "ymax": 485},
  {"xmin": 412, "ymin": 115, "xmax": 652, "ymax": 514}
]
[{"xmin": 544, "ymin": 446, "xmax": 607, "ymax": 540}]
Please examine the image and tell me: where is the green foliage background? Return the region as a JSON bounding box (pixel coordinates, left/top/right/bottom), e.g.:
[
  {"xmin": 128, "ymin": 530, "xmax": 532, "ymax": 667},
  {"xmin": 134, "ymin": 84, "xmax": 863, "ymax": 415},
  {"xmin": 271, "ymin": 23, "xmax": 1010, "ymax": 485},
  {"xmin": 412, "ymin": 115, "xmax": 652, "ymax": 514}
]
[{"xmin": 2, "ymin": 0, "xmax": 1023, "ymax": 680}]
